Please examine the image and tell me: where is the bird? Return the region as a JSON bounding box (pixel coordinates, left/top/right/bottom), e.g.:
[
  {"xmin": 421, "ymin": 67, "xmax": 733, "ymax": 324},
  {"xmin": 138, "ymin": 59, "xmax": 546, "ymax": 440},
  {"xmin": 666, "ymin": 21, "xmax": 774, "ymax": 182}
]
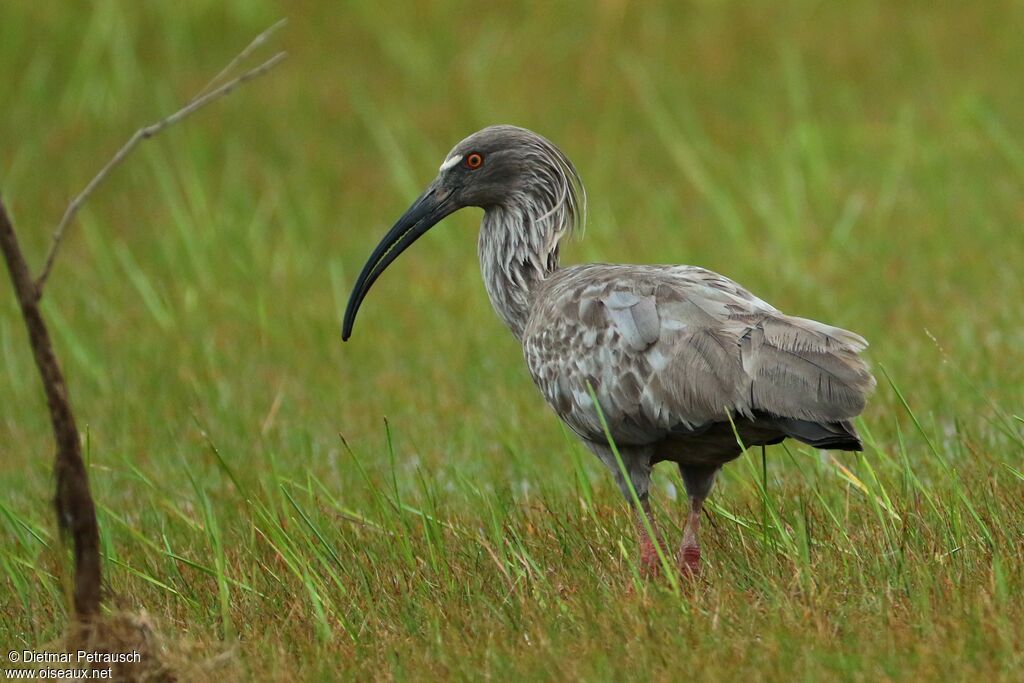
[{"xmin": 343, "ymin": 125, "xmax": 875, "ymax": 578}]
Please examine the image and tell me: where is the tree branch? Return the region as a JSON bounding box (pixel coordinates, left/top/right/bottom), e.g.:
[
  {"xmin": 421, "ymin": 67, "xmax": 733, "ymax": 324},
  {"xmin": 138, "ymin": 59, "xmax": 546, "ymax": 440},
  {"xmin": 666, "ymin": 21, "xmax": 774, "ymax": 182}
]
[
  {"xmin": 35, "ymin": 43, "xmax": 288, "ymax": 295},
  {"xmin": 0, "ymin": 19, "xmax": 287, "ymax": 623},
  {"xmin": 0, "ymin": 200, "xmax": 100, "ymax": 618}
]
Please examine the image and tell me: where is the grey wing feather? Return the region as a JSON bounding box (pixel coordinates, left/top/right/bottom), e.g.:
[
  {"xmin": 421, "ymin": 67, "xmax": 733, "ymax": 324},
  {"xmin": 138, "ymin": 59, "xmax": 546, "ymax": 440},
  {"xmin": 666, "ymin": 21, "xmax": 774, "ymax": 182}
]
[
  {"xmin": 742, "ymin": 316, "xmax": 874, "ymax": 421},
  {"xmin": 602, "ymin": 291, "xmax": 660, "ymax": 350},
  {"xmin": 523, "ymin": 264, "xmax": 875, "ymax": 445}
]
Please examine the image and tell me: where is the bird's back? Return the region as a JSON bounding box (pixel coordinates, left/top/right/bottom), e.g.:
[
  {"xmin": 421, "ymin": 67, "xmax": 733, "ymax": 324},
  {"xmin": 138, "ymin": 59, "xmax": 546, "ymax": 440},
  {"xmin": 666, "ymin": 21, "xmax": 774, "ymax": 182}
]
[{"xmin": 523, "ymin": 264, "xmax": 875, "ymax": 461}]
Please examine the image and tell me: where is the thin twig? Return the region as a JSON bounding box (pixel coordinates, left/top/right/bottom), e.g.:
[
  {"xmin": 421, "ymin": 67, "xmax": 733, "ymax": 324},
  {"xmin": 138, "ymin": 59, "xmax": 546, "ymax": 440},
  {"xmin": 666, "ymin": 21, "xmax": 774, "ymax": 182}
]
[
  {"xmin": 192, "ymin": 18, "xmax": 288, "ymax": 101},
  {"xmin": 35, "ymin": 36, "xmax": 288, "ymax": 295}
]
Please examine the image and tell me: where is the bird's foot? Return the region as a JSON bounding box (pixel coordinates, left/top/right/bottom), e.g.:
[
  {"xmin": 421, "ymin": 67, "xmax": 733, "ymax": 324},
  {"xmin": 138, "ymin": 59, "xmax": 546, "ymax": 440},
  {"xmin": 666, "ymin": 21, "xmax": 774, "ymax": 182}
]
[
  {"xmin": 638, "ymin": 534, "xmax": 664, "ymax": 578},
  {"xmin": 634, "ymin": 503, "xmax": 666, "ymax": 578},
  {"xmin": 677, "ymin": 543, "xmax": 701, "ymax": 579}
]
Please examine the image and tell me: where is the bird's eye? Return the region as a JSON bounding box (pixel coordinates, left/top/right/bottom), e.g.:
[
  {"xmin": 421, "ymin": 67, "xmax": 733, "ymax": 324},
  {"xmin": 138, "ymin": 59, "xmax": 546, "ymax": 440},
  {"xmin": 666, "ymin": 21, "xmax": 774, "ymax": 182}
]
[{"xmin": 465, "ymin": 153, "xmax": 484, "ymax": 169}]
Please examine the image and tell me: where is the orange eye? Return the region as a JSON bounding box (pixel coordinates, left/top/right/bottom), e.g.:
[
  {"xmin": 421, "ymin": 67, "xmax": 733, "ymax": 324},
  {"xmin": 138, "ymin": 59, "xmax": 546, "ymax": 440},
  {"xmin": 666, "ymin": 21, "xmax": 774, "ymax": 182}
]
[{"xmin": 466, "ymin": 153, "xmax": 484, "ymax": 169}]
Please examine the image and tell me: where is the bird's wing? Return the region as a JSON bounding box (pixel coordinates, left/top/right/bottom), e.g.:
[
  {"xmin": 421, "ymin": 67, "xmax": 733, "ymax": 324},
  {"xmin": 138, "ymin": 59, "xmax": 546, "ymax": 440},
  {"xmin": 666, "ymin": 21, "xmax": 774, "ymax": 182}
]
[{"xmin": 523, "ymin": 264, "xmax": 875, "ymax": 445}]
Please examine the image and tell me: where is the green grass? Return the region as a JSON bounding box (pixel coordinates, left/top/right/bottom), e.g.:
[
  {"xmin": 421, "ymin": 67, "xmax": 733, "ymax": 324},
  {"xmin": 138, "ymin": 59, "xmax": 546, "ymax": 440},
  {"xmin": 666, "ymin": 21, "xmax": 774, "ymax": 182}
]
[{"xmin": 2, "ymin": 1, "xmax": 1023, "ymax": 680}]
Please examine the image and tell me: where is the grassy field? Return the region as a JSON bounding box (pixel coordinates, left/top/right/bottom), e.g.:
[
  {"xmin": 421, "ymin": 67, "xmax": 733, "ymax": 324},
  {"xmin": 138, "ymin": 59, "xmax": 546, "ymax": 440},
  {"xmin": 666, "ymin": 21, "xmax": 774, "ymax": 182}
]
[{"xmin": 2, "ymin": 1, "xmax": 1023, "ymax": 680}]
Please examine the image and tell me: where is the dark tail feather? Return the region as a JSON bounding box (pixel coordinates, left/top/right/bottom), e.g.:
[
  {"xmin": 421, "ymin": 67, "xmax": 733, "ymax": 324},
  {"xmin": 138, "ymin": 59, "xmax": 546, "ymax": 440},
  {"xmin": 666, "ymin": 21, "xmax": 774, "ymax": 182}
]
[{"xmin": 773, "ymin": 418, "xmax": 863, "ymax": 451}]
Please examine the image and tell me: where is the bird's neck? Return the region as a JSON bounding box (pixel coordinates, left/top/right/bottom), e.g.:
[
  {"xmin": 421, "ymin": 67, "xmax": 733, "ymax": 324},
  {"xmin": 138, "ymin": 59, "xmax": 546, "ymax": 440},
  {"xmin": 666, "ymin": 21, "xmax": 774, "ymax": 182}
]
[{"xmin": 478, "ymin": 203, "xmax": 566, "ymax": 341}]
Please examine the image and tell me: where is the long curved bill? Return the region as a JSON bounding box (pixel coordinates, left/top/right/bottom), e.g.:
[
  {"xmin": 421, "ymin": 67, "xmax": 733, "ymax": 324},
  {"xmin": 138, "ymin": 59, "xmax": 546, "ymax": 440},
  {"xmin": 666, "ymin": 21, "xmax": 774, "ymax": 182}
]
[{"xmin": 342, "ymin": 182, "xmax": 456, "ymax": 341}]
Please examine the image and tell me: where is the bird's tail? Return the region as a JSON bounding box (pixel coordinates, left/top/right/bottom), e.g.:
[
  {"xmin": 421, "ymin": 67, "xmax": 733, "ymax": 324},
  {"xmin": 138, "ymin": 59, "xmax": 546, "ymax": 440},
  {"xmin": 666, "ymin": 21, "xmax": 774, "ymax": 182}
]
[{"xmin": 772, "ymin": 417, "xmax": 863, "ymax": 451}]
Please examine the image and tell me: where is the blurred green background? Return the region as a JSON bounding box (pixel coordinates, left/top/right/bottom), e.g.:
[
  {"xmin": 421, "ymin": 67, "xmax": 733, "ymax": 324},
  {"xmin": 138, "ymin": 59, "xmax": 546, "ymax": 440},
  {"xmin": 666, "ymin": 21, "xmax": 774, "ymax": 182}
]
[{"xmin": 2, "ymin": 1, "xmax": 1022, "ymax": 680}]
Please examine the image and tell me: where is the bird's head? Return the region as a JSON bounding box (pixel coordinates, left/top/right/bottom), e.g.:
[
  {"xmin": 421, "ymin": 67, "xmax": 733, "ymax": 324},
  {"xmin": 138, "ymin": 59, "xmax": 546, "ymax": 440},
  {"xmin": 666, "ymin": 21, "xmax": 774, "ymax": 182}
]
[{"xmin": 342, "ymin": 125, "xmax": 583, "ymax": 341}]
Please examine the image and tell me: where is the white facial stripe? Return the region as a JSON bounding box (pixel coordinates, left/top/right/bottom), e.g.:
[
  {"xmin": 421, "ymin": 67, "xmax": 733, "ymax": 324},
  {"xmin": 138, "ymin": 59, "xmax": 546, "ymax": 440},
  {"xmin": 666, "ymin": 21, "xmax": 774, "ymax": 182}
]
[{"xmin": 439, "ymin": 154, "xmax": 462, "ymax": 172}]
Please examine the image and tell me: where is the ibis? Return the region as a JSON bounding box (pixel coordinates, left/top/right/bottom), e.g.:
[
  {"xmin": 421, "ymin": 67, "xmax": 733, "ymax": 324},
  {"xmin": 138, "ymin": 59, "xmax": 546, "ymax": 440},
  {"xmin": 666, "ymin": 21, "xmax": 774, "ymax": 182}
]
[{"xmin": 343, "ymin": 125, "xmax": 875, "ymax": 577}]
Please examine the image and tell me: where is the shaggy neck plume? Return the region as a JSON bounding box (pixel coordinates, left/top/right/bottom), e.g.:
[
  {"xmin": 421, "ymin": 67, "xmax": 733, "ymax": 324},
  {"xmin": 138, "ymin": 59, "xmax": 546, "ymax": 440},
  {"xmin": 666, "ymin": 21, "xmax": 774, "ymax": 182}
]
[{"xmin": 478, "ymin": 202, "xmax": 566, "ymax": 340}]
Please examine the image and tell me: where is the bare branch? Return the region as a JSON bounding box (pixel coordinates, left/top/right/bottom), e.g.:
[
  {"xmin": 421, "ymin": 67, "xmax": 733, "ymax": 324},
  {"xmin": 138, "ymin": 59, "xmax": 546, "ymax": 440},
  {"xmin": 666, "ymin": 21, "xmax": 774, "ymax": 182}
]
[
  {"xmin": 193, "ymin": 18, "xmax": 288, "ymax": 101},
  {"xmin": 0, "ymin": 199, "xmax": 101, "ymax": 619},
  {"xmin": 35, "ymin": 30, "xmax": 288, "ymax": 295},
  {"xmin": 1, "ymin": 18, "xmax": 286, "ymax": 626}
]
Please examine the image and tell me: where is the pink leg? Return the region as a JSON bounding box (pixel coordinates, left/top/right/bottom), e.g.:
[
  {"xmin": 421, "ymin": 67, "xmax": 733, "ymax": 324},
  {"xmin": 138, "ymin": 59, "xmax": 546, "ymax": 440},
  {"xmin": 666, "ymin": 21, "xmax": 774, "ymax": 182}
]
[
  {"xmin": 634, "ymin": 500, "xmax": 665, "ymax": 577},
  {"xmin": 678, "ymin": 496, "xmax": 704, "ymax": 577}
]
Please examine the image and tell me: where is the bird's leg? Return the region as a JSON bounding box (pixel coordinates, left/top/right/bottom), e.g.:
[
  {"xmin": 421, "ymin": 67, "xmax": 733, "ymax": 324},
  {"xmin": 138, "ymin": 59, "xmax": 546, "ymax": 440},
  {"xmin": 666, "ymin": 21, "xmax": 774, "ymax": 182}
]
[
  {"xmin": 677, "ymin": 465, "xmax": 719, "ymax": 578},
  {"xmin": 678, "ymin": 495, "xmax": 705, "ymax": 577},
  {"xmin": 585, "ymin": 440, "xmax": 661, "ymax": 578},
  {"xmin": 634, "ymin": 497, "xmax": 666, "ymax": 577}
]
